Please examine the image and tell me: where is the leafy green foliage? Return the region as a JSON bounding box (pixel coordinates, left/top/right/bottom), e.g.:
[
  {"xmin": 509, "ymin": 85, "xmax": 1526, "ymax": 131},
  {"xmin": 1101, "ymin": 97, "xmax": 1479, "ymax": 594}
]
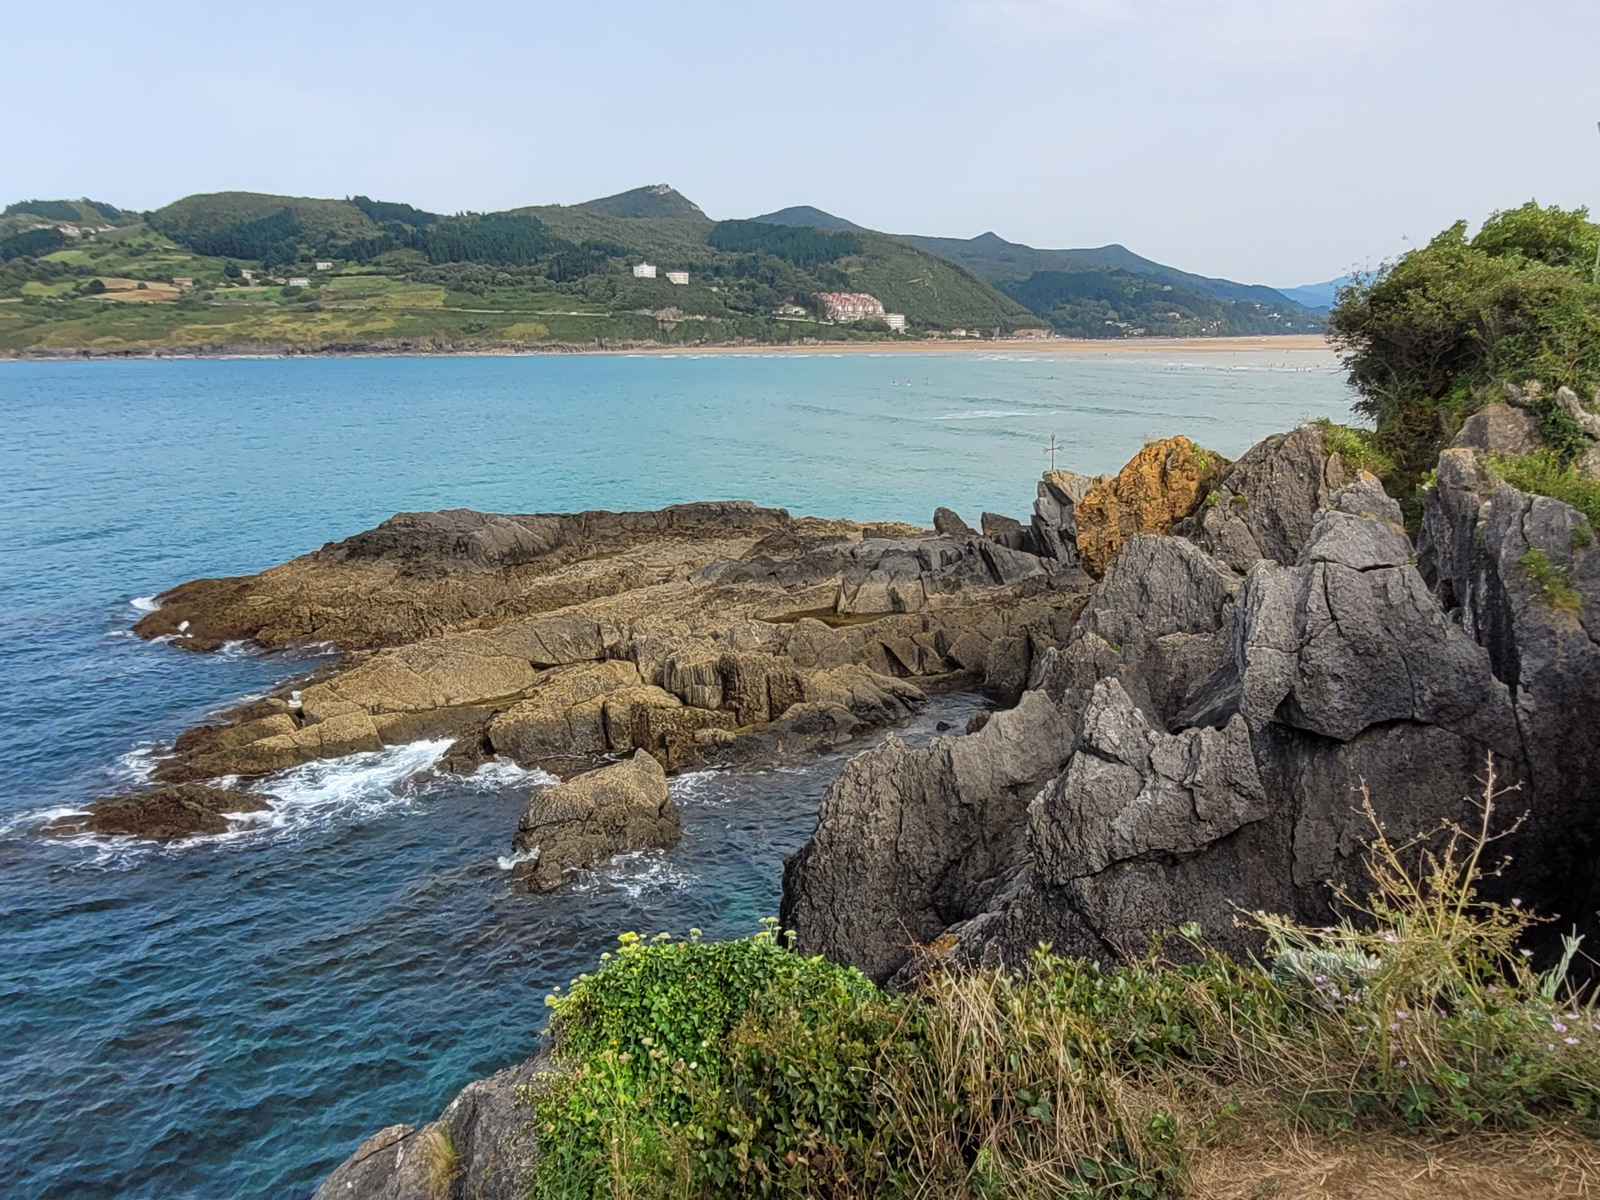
[
  {"xmin": 416, "ymin": 214, "xmax": 571, "ymax": 267},
  {"xmin": 707, "ymin": 221, "xmax": 863, "ymax": 267},
  {"xmin": 1518, "ymin": 548, "xmax": 1582, "ymax": 613},
  {"xmin": 179, "ymin": 208, "xmax": 304, "ymax": 266},
  {"xmin": 0, "ymin": 227, "xmax": 66, "ymax": 261},
  {"xmin": 1493, "ymin": 451, "xmax": 1600, "ymax": 527},
  {"xmin": 349, "ymin": 195, "xmax": 437, "ymax": 227},
  {"xmin": 1329, "ymin": 201, "xmax": 1600, "ymax": 490},
  {"xmin": 1310, "ymin": 418, "xmax": 1396, "ymax": 480}
]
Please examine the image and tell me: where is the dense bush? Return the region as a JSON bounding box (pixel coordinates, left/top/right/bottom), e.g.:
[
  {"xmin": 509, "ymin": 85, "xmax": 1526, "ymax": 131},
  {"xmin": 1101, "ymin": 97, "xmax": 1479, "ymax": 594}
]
[
  {"xmin": 0, "ymin": 227, "xmax": 67, "ymax": 261},
  {"xmin": 1329, "ymin": 201, "xmax": 1600, "ymax": 491},
  {"xmin": 526, "ymin": 765, "xmax": 1600, "ymax": 1199}
]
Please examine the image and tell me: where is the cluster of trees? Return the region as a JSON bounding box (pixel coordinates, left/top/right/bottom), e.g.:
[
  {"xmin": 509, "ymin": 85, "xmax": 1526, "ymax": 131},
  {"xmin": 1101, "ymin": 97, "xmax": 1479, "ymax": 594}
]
[
  {"xmin": 1001, "ymin": 268, "xmax": 1309, "ymax": 339},
  {"xmin": 1329, "ymin": 200, "xmax": 1600, "ymax": 488},
  {"xmin": 3, "ymin": 199, "xmax": 82, "ymax": 221},
  {"xmin": 349, "ymin": 195, "xmax": 437, "ymax": 227},
  {"xmin": 707, "ymin": 220, "xmax": 862, "ymax": 267},
  {"xmin": 169, "ymin": 208, "xmax": 304, "ymax": 266},
  {"xmin": 0, "ymin": 227, "xmax": 66, "ymax": 262}
]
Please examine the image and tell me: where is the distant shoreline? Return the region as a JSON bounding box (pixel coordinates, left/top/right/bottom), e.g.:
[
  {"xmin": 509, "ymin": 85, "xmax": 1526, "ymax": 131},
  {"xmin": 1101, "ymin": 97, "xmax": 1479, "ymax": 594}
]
[{"xmin": 0, "ymin": 333, "xmax": 1332, "ymax": 364}]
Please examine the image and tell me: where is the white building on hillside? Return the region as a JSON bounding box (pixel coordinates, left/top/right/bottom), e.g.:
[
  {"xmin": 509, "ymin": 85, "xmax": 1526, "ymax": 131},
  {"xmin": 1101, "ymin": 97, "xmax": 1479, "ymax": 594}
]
[
  {"xmin": 666, "ymin": 270, "xmax": 689, "ymax": 285},
  {"xmin": 288, "ymin": 277, "xmax": 311, "ymax": 288},
  {"xmin": 315, "ymin": 261, "xmax": 333, "ymax": 270},
  {"xmin": 633, "ymin": 262, "xmax": 657, "ymax": 279},
  {"xmin": 885, "ymin": 313, "xmax": 906, "ymax": 331}
]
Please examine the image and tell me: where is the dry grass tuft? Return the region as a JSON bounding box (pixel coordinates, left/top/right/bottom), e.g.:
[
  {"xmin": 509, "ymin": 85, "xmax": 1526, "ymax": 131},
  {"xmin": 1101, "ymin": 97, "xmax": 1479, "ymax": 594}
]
[
  {"xmin": 1187, "ymin": 1123, "xmax": 1600, "ymax": 1199},
  {"xmin": 421, "ymin": 1123, "xmax": 461, "ymax": 1200}
]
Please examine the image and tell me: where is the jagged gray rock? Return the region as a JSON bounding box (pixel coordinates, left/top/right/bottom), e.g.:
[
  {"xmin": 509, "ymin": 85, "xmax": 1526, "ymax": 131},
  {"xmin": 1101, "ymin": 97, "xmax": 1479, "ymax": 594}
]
[
  {"xmin": 933, "ymin": 507, "xmax": 978, "ymax": 538},
  {"xmin": 1417, "ymin": 447, "xmax": 1600, "ymax": 933},
  {"xmin": 1176, "ymin": 424, "xmax": 1347, "ymax": 572},
  {"xmin": 785, "ymin": 463, "xmax": 1567, "ymax": 981},
  {"xmin": 1451, "ymin": 403, "xmax": 1541, "ymax": 456},
  {"xmin": 779, "ymin": 689, "xmax": 1073, "ymax": 984}
]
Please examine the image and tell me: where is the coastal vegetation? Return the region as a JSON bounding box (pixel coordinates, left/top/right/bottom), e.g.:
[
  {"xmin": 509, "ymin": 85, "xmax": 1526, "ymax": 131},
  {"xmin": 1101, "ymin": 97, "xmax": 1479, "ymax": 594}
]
[
  {"xmin": 526, "ymin": 775, "xmax": 1600, "ymax": 1198},
  {"xmin": 1330, "ymin": 201, "xmax": 1600, "ymax": 496}
]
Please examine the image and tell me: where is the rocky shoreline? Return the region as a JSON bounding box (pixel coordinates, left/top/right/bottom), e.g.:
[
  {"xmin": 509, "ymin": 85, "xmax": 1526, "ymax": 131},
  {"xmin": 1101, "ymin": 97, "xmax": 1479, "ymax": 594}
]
[{"xmin": 72, "ymin": 405, "xmax": 1600, "ymax": 1199}]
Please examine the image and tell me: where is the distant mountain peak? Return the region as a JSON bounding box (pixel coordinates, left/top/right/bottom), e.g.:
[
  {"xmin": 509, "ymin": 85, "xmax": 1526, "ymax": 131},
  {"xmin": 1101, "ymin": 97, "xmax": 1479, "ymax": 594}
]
[
  {"xmin": 575, "ymin": 185, "xmax": 709, "ymax": 222},
  {"xmin": 749, "ymin": 206, "xmax": 864, "ymax": 233}
]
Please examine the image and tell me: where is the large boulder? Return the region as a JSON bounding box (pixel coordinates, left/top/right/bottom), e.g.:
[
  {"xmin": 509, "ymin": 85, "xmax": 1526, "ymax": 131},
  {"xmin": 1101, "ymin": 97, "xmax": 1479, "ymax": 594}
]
[
  {"xmin": 510, "ymin": 751, "xmax": 678, "ymax": 893},
  {"xmin": 1030, "ymin": 469, "xmax": 1104, "ymax": 562},
  {"xmin": 1073, "ymin": 437, "xmax": 1226, "ymax": 576},
  {"xmin": 312, "ymin": 1053, "xmax": 547, "ymax": 1200},
  {"xmin": 44, "ymin": 783, "xmax": 271, "ymax": 840}
]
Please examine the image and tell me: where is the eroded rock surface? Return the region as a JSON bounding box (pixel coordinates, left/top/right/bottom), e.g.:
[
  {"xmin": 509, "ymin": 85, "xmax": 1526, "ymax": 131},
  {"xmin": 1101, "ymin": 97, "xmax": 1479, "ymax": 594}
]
[
  {"xmin": 510, "ymin": 751, "xmax": 677, "ymax": 893},
  {"xmin": 44, "ymin": 784, "xmax": 271, "ymax": 840},
  {"xmin": 783, "ymin": 425, "xmax": 1594, "ymax": 984},
  {"xmin": 1073, "ymin": 437, "xmax": 1227, "ymax": 576},
  {"xmin": 313, "ymin": 1052, "xmax": 548, "ymax": 1200},
  {"xmin": 134, "ymin": 499, "xmax": 1090, "ymax": 788}
]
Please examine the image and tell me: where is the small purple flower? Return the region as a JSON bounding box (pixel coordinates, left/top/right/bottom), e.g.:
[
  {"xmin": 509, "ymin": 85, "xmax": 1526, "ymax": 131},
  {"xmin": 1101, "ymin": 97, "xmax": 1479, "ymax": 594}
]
[
  {"xmin": 1512, "ymin": 898, "xmax": 1522, "ymax": 908},
  {"xmin": 1565, "ymin": 1037, "xmax": 1580, "ymax": 1046},
  {"xmin": 1553, "ymin": 1021, "xmax": 1569, "ymax": 1033},
  {"xmin": 1521, "ymin": 949, "xmax": 1534, "ymax": 958},
  {"xmin": 1396, "ymin": 1010, "xmax": 1409, "ymax": 1020}
]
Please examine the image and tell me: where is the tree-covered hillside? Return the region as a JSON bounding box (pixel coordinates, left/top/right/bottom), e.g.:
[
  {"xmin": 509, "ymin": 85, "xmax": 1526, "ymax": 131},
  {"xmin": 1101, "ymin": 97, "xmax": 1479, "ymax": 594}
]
[
  {"xmin": 0, "ymin": 186, "xmax": 1044, "ymax": 354},
  {"xmin": 999, "ymin": 267, "xmax": 1317, "ymax": 337}
]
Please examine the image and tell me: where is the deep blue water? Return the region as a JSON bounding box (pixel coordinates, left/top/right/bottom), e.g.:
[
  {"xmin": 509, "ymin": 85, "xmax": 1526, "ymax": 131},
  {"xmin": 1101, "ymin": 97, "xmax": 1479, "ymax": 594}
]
[{"xmin": 0, "ymin": 350, "xmax": 1354, "ymax": 1199}]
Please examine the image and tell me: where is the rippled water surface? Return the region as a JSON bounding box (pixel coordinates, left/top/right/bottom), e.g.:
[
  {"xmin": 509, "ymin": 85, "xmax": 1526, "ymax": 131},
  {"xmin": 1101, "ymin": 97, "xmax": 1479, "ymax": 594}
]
[{"xmin": 0, "ymin": 351, "xmax": 1354, "ymax": 1199}]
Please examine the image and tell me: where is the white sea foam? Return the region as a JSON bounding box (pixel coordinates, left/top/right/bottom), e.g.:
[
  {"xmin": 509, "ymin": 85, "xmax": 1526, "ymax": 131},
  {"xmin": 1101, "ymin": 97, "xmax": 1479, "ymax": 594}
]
[
  {"xmin": 469, "ymin": 757, "xmax": 558, "ymax": 788},
  {"xmin": 496, "ymin": 845, "xmax": 540, "ymax": 871},
  {"xmin": 668, "ymin": 768, "xmax": 730, "ymax": 806},
  {"xmin": 130, "ymin": 595, "xmax": 161, "ymax": 615},
  {"xmin": 931, "ymin": 409, "xmax": 1026, "ymax": 420},
  {"xmin": 572, "ymin": 849, "xmax": 697, "ymax": 899},
  {"xmin": 22, "ymin": 738, "xmax": 456, "ymax": 864}
]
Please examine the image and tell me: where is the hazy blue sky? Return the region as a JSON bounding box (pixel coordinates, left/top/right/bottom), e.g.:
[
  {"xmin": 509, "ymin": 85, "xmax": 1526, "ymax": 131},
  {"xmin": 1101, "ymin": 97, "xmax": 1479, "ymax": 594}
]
[{"xmin": 9, "ymin": 0, "xmax": 1600, "ymax": 286}]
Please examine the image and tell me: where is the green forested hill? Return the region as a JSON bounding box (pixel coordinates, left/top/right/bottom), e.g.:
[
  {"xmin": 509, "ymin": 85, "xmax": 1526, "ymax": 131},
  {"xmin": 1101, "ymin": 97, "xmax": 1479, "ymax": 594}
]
[
  {"xmin": 0, "ymin": 186, "xmax": 1046, "ymax": 355},
  {"xmin": 899, "ymin": 230, "xmax": 1322, "ymax": 335}
]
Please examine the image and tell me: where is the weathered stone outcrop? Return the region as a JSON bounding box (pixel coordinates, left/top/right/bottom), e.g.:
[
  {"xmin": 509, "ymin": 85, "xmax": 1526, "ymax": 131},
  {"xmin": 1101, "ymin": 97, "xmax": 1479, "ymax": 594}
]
[
  {"xmin": 1418, "ymin": 446, "xmax": 1600, "ymax": 932},
  {"xmin": 313, "ymin": 1052, "xmax": 547, "ymax": 1200},
  {"xmin": 43, "ymin": 783, "xmax": 271, "ymax": 840},
  {"xmin": 1073, "ymin": 437, "xmax": 1227, "ymax": 576},
  {"xmin": 1176, "ymin": 424, "xmax": 1348, "ymax": 572},
  {"xmin": 1029, "ymin": 469, "xmax": 1104, "ymax": 562},
  {"xmin": 511, "ymin": 751, "xmax": 677, "ymax": 892},
  {"xmin": 137, "ymin": 500, "xmax": 1091, "ymax": 786},
  {"xmin": 783, "ymin": 429, "xmax": 1581, "ymax": 984},
  {"xmin": 779, "ymin": 689, "xmax": 1074, "ymax": 984}
]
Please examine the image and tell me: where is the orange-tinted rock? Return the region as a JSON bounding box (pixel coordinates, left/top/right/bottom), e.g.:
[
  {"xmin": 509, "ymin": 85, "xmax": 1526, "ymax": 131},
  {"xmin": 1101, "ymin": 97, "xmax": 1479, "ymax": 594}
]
[{"xmin": 1073, "ymin": 437, "xmax": 1226, "ymax": 576}]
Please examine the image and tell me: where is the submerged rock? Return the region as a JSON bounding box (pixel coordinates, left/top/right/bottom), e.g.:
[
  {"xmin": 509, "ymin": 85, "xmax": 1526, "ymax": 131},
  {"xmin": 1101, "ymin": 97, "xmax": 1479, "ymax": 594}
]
[
  {"xmin": 45, "ymin": 784, "xmax": 271, "ymax": 840},
  {"xmin": 510, "ymin": 751, "xmax": 678, "ymax": 892}
]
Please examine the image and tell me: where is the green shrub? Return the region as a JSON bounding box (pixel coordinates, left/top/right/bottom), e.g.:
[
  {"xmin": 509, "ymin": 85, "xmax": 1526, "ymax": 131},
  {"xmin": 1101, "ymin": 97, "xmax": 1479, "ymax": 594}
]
[
  {"xmin": 1310, "ymin": 418, "xmax": 1396, "ymax": 481},
  {"xmin": 525, "ymin": 767, "xmax": 1600, "ymax": 1199},
  {"xmin": 1493, "ymin": 451, "xmax": 1600, "ymax": 527},
  {"xmin": 1518, "ymin": 548, "xmax": 1582, "ymax": 614}
]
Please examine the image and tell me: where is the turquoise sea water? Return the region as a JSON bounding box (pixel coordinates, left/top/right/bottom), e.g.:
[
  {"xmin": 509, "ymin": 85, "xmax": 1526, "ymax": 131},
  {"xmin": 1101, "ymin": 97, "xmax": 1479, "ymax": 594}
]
[{"xmin": 0, "ymin": 350, "xmax": 1354, "ymax": 1199}]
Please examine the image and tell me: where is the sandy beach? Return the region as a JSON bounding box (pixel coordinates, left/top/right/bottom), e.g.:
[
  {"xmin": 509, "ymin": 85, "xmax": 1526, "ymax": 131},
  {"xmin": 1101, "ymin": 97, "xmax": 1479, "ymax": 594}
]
[{"xmin": 650, "ymin": 334, "xmax": 1333, "ymax": 357}]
